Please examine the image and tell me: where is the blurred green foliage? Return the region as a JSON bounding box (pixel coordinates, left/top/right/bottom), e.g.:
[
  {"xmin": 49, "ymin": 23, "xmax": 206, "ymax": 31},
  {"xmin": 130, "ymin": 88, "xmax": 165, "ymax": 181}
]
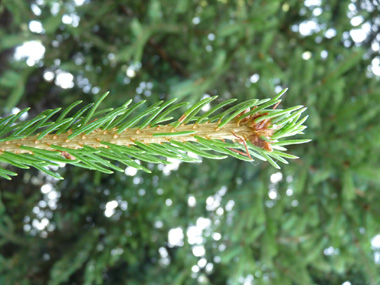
[{"xmin": 0, "ymin": 0, "xmax": 380, "ymax": 284}]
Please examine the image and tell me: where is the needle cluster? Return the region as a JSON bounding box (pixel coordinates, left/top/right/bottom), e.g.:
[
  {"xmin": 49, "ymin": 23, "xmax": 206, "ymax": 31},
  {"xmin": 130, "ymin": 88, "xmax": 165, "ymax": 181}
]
[{"xmin": 0, "ymin": 89, "xmax": 310, "ymax": 179}]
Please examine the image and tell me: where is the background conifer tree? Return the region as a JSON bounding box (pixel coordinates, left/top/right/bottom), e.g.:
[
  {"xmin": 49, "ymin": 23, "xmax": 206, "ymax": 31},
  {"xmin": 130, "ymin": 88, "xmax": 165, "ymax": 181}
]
[{"xmin": 1, "ymin": 0, "xmax": 380, "ymax": 283}]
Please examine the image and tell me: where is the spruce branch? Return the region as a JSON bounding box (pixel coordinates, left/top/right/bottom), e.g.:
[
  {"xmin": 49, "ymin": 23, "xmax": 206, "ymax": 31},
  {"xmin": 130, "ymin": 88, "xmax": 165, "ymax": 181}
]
[{"xmin": 0, "ymin": 89, "xmax": 310, "ymax": 180}]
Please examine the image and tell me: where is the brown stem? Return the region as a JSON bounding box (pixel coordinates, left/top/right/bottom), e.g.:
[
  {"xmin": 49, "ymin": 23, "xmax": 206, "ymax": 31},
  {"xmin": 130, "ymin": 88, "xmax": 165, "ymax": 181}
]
[{"xmin": 0, "ymin": 122, "xmax": 255, "ymax": 154}]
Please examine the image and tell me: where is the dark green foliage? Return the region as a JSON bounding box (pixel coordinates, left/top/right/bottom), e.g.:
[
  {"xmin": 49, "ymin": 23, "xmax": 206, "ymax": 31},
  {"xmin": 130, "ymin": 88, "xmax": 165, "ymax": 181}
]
[{"xmin": 1, "ymin": 0, "xmax": 380, "ymax": 284}]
